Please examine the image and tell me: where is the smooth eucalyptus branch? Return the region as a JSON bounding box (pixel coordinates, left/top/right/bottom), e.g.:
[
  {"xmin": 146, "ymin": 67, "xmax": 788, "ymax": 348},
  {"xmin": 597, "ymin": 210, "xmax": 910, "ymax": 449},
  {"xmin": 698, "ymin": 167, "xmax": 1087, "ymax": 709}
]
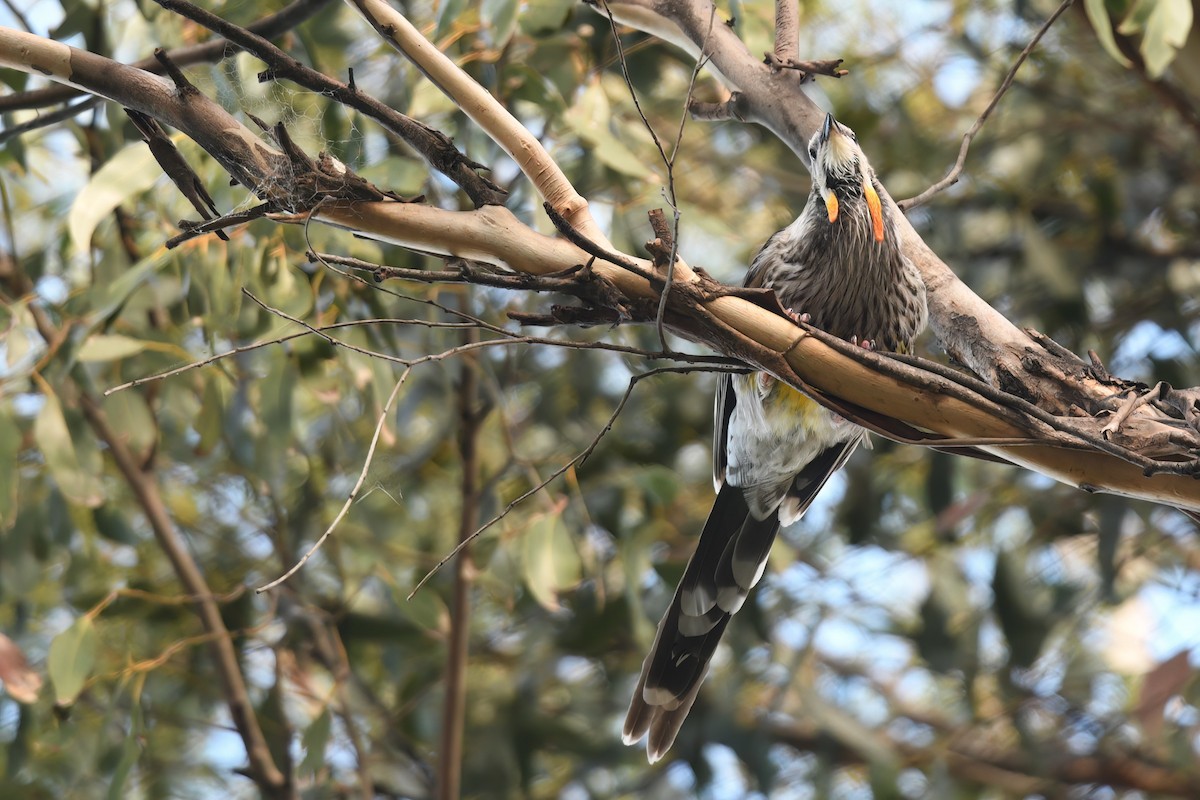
[
  {"xmin": 0, "ymin": 0, "xmax": 335, "ymax": 114},
  {"xmin": 596, "ymin": 0, "xmax": 1042, "ymax": 386},
  {"xmin": 346, "ymin": 0, "xmax": 607, "ymax": 243},
  {"xmin": 771, "ymin": 0, "xmax": 800, "ymax": 63},
  {"xmin": 150, "ymin": 0, "xmax": 506, "ymax": 207},
  {"xmin": 3, "ymin": 16, "xmax": 1199, "ymax": 512}
]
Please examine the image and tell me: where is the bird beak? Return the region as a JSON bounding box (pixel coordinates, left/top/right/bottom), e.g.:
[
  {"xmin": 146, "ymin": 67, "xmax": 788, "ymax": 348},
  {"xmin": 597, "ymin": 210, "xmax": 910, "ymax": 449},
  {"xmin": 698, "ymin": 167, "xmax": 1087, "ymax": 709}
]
[
  {"xmin": 818, "ymin": 115, "xmax": 839, "ymax": 222},
  {"xmin": 820, "ymin": 112, "xmax": 834, "ymax": 142}
]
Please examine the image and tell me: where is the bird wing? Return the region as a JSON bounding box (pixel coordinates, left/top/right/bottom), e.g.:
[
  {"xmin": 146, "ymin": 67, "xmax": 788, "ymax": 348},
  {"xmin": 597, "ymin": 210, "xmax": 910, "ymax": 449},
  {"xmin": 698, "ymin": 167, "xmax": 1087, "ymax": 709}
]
[
  {"xmin": 779, "ymin": 437, "xmax": 860, "ymax": 526},
  {"xmin": 713, "ymin": 227, "xmax": 785, "ymax": 490},
  {"xmin": 712, "ymin": 373, "xmax": 734, "ymax": 491},
  {"xmin": 623, "ymin": 438, "xmax": 857, "ymax": 762}
]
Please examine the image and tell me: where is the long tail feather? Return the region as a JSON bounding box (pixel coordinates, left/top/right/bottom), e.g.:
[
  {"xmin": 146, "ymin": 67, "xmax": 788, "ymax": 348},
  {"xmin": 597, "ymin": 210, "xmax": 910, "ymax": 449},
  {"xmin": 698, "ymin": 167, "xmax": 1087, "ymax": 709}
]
[{"xmin": 623, "ymin": 440, "xmax": 858, "ymax": 762}]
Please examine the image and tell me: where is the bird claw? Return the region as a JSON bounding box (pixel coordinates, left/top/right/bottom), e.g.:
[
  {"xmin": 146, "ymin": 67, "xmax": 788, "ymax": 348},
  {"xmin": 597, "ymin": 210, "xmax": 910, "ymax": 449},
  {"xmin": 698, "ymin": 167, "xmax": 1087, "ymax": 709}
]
[
  {"xmin": 848, "ymin": 336, "xmax": 876, "ymax": 351},
  {"xmin": 785, "ymin": 308, "xmax": 811, "ymax": 325}
]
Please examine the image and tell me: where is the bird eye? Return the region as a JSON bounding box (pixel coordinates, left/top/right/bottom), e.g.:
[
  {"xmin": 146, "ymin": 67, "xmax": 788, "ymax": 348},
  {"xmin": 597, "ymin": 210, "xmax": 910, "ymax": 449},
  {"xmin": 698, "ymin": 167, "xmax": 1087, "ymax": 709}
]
[{"xmin": 807, "ymin": 144, "xmax": 818, "ymax": 160}]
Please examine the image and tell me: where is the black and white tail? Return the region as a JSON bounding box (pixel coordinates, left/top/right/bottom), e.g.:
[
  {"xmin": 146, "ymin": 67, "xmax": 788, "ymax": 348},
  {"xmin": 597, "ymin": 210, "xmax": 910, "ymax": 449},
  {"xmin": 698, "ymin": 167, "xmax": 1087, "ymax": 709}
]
[{"xmin": 622, "ymin": 442, "xmax": 855, "ymax": 762}]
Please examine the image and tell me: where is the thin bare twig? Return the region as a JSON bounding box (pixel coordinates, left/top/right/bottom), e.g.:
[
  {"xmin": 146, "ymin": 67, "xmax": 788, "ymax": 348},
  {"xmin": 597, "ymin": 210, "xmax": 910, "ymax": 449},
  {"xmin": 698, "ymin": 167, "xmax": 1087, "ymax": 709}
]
[
  {"xmin": 541, "ymin": 201, "xmax": 659, "ymax": 285},
  {"xmin": 602, "ymin": 3, "xmax": 716, "ymax": 353},
  {"xmin": 257, "ymin": 369, "xmax": 410, "ymax": 593},
  {"xmin": 408, "ymin": 365, "xmax": 743, "ymax": 599},
  {"xmin": 1102, "ymin": 383, "xmax": 1166, "ymax": 439},
  {"xmin": 0, "ymin": 97, "xmax": 100, "ymax": 143},
  {"xmin": 242, "ymin": 289, "xmax": 412, "ymax": 366},
  {"xmin": 898, "ymin": 0, "xmax": 1075, "ymax": 210},
  {"xmin": 150, "ymin": 0, "xmax": 506, "ymax": 207},
  {"xmin": 102, "ymin": 318, "xmax": 479, "ymax": 395},
  {"xmin": 598, "ymin": 10, "xmax": 676, "ymax": 345},
  {"xmin": 656, "ymin": 11, "xmax": 715, "ymax": 347},
  {"xmin": 0, "ymin": 0, "xmax": 335, "ymax": 114}
]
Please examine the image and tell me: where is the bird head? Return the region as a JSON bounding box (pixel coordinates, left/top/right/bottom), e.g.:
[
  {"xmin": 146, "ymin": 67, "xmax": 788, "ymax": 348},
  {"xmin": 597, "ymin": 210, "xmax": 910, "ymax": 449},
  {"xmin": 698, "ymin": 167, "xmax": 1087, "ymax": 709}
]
[{"xmin": 807, "ymin": 114, "xmax": 885, "ymax": 243}]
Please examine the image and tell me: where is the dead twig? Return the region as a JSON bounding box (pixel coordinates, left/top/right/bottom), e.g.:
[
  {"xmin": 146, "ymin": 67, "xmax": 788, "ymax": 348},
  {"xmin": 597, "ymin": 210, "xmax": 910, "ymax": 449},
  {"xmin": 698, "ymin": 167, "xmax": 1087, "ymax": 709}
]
[
  {"xmin": 149, "ymin": 0, "xmax": 506, "ymax": 207},
  {"xmin": 258, "ymin": 368, "xmax": 411, "ymax": 593},
  {"xmin": 407, "ymin": 365, "xmax": 744, "ymax": 599},
  {"xmin": 1102, "ymin": 383, "xmax": 1167, "ymax": 439},
  {"xmin": 763, "ymin": 54, "xmax": 847, "ymax": 79},
  {"xmin": 898, "ymin": 0, "xmax": 1075, "ymax": 210}
]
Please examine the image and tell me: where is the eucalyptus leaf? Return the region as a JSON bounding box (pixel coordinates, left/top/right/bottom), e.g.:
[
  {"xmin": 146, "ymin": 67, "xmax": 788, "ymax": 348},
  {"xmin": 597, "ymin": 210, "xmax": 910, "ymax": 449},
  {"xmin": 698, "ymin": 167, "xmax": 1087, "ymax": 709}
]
[
  {"xmin": 1084, "ymin": 0, "xmax": 1133, "ymax": 68},
  {"xmin": 35, "ymin": 389, "xmax": 104, "ymax": 508},
  {"xmin": 521, "ymin": 510, "xmax": 582, "ymax": 611},
  {"xmin": 47, "ymin": 616, "xmax": 98, "ymax": 706},
  {"xmin": 106, "ymin": 683, "xmax": 144, "ymax": 800},
  {"xmin": 1139, "ymin": 0, "xmax": 1193, "ymax": 77},
  {"xmin": 564, "ymin": 81, "xmax": 657, "ymax": 180},
  {"xmin": 77, "ymin": 333, "xmax": 147, "ymax": 363},
  {"xmin": 0, "ymin": 404, "xmax": 19, "ymax": 528},
  {"xmin": 300, "ymin": 708, "xmax": 332, "ymax": 777},
  {"xmin": 68, "ymin": 143, "xmax": 161, "ymax": 256}
]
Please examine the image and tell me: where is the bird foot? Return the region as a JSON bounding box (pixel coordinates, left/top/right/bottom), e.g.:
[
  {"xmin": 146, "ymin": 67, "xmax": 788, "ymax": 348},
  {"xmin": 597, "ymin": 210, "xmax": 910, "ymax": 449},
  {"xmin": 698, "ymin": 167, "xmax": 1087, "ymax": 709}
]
[
  {"xmin": 848, "ymin": 335, "xmax": 876, "ymax": 351},
  {"xmin": 785, "ymin": 308, "xmax": 811, "ymax": 325}
]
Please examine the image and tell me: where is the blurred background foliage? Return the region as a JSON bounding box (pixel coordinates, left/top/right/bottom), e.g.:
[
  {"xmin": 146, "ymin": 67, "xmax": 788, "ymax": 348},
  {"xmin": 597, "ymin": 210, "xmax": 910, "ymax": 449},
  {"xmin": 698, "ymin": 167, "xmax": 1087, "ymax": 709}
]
[{"xmin": 2, "ymin": 0, "xmax": 1200, "ymax": 797}]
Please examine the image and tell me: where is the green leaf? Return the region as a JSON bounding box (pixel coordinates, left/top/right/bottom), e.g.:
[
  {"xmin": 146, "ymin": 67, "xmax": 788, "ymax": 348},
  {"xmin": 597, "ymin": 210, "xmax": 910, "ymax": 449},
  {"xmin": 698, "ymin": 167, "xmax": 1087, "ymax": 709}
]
[
  {"xmin": 436, "ymin": 0, "xmax": 472, "ymax": 40},
  {"xmin": 77, "ymin": 333, "xmax": 147, "ymax": 363},
  {"xmin": 300, "ymin": 708, "xmax": 332, "ymax": 777},
  {"xmin": 0, "ymin": 403, "xmax": 19, "ymax": 529},
  {"xmin": 483, "ymin": 0, "xmax": 520, "ymax": 49},
  {"xmin": 195, "ymin": 375, "xmax": 229, "ymax": 456},
  {"xmin": 261, "ymin": 353, "xmax": 297, "ymax": 448},
  {"xmin": 84, "ymin": 243, "xmax": 176, "ymax": 331},
  {"xmin": 992, "ymin": 548, "xmax": 1052, "ymax": 668},
  {"xmin": 6, "ymin": 302, "xmax": 37, "ymax": 373},
  {"xmin": 47, "ymin": 616, "xmax": 98, "ymax": 706},
  {"xmin": 399, "ymin": 588, "xmax": 449, "ymax": 633},
  {"xmin": 51, "ymin": 0, "xmax": 100, "ymax": 42},
  {"xmin": 520, "ymin": 0, "xmax": 574, "ymax": 36},
  {"xmin": 1140, "ymin": 0, "xmax": 1193, "ymax": 77},
  {"xmin": 520, "ymin": 509, "xmax": 581, "ymax": 611},
  {"xmin": 564, "ymin": 81, "xmax": 657, "ymax": 180},
  {"xmin": 68, "ymin": 142, "xmax": 161, "ymax": 256},
  {"xmin": 107, "ymin": 678, "xmax": 145, "ymax": 800},
  {"xmin": 1085, "ymin": 0, "xmax": 1133, "ymax": 68},
  {"xmin": 102, "ymin": 391, "xmax": 157, "ymax": 466},
  {"xmin": 35, "ymin": 390, "xmax": 104, "ymax": 508},
  {"xmin": 0, "ymin": 67, "xmax": 29, "ymax": 92},
  {"xmin": 93, "ymin": 504, "xmax": 138, "ymax": 546}
]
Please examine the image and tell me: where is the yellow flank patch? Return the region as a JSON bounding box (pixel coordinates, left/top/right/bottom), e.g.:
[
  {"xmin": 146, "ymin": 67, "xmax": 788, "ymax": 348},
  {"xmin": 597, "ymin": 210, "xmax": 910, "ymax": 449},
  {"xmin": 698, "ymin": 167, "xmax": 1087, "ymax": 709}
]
[
  {"xmin": 767, "ymin": 381, "xmax": 823, "ymax": 424},
  {"xmin": 737, "ymin": 373, "xmax": 826, "ymax": 429}
]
